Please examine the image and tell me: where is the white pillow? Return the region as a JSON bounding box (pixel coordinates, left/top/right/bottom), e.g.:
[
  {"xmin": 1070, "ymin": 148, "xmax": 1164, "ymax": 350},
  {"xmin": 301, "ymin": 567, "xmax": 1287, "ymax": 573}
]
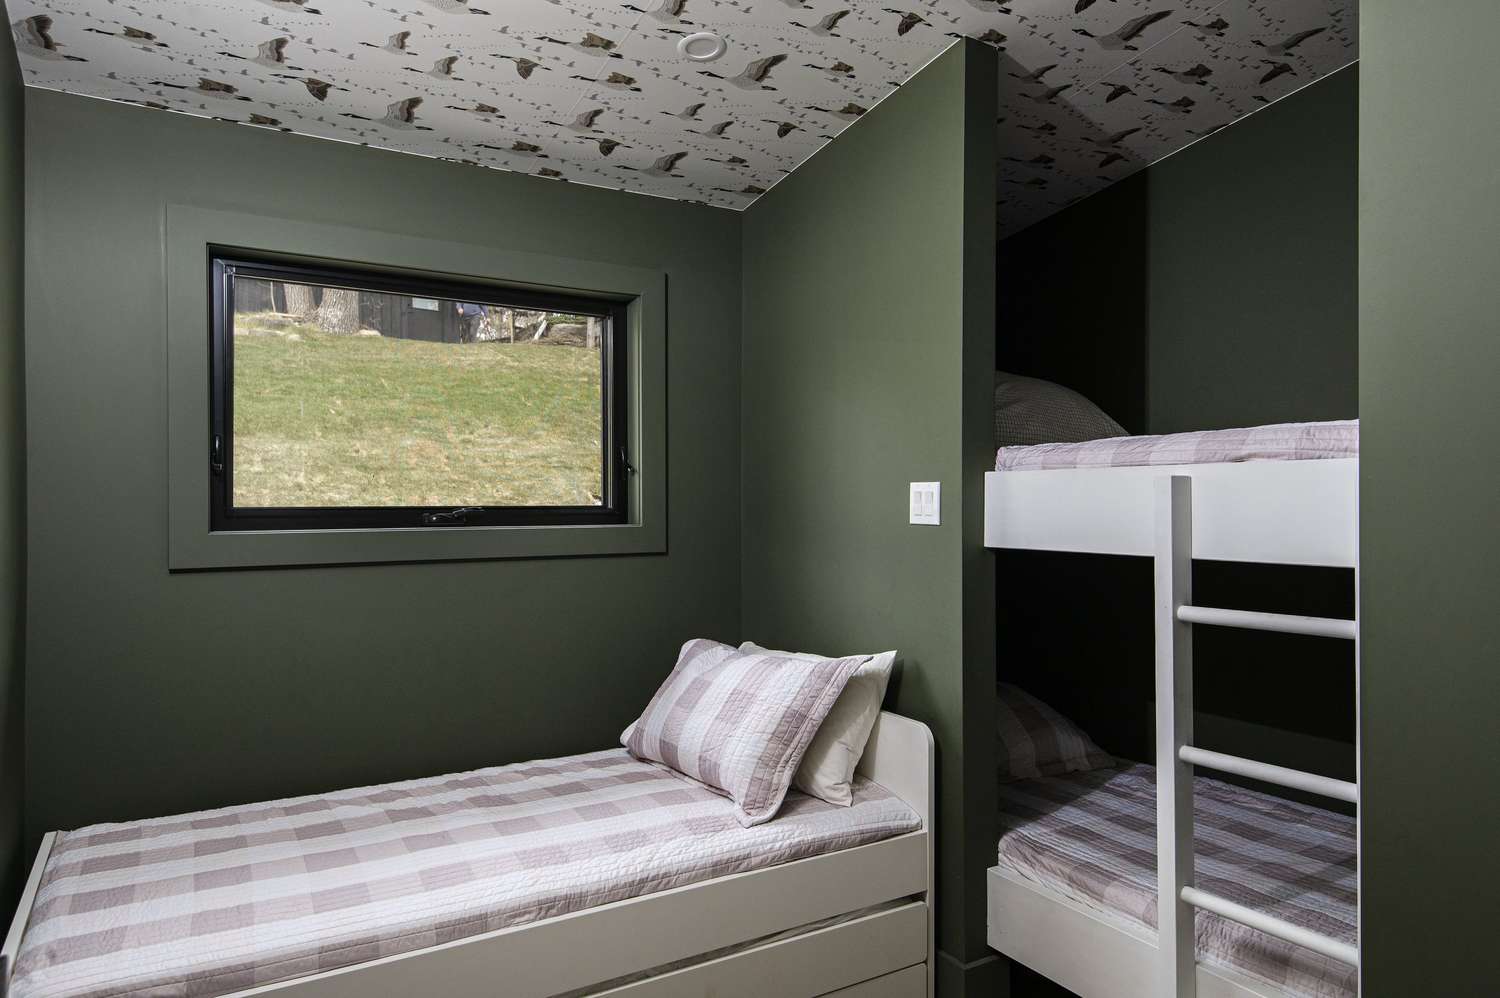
[
  {"xmin": 623, "ymin": 640, "xmax": 868, "ymax": 826},
  {"xmin": 740, "ymin": 641, "xmax": 896, "ymax": 807}
]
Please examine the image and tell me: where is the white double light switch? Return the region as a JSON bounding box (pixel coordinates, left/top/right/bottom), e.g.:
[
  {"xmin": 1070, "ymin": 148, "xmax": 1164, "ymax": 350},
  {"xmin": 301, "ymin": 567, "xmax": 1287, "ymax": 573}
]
[{"xmin": 909, "ymin": 482, "xmax": 940, "ymax": 525}]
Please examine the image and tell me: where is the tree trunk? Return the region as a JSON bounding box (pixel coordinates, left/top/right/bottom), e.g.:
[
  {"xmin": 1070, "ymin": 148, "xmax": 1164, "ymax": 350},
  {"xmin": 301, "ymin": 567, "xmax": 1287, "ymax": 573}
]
[
  {"xmin": 316, "ymin": 289, "xmax": 361, "ymax": 334},
  {"xmin": 283, "ymin": 282, "xmax": 317, "ymax": 319}
]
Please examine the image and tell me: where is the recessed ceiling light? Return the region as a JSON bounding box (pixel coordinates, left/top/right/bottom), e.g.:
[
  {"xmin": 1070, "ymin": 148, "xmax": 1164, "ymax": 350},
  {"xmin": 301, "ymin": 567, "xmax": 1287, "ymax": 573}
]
[{"xmin": 677, "ymin": 31, "xmax": 727, "ymax": 63}]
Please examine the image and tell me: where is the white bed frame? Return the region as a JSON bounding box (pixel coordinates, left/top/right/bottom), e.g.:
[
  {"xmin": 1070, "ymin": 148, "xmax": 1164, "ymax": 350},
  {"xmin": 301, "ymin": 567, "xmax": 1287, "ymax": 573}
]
[
  {"xmin": 984, "ymin": 459, "xmax": 1360, "ymax": 998},
  {"xmin": 1, "ymin": 712, "xmax": 935, "ymax": 998}
]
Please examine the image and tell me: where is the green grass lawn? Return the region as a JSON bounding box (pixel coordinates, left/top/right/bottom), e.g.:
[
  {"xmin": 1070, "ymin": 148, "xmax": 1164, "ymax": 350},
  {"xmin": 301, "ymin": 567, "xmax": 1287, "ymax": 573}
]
[{"xmin": 232, "ymin": 318, "xmax": 604, "ymax": 508}]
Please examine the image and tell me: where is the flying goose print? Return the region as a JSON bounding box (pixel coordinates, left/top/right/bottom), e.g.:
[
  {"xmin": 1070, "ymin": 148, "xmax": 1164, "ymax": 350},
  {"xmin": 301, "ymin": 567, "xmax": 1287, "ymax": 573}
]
[
  {"xmin": 446, "ymin": 101, "xmax": 503, "ymax": 119},
  {"xmin": 152, "ymin": 77, "xmax": 252, "ymax": 100},
  {"xmin": 1156, "ymin": 63, "xmax": 1211, "ymax": 85},
  {"xmin": 1073, "ymin": 10, "xmax": 1173, "ymax": 50},
  {"xmin": 884, "ymin": 9, "xmax": 927, "ymax": 36},
  {"xmin": 3, "ymin": 0, "xmax": 1355, "ymax": 222},
  {"xmin": 804, "ymin": 59, "xmax": 855, "ymax": 77},
  {"xmin": 690, "ymin": 120, "xmax": 734, "ymax": 137},
  {"xmin": 1255, "ymin": 27, "xmax": 1328, "ymax": 55},
  {"xmin": 82, "ymin": 24, "xmax": 165, "ymax": 49},
  {"xmin": 808, "ymin": 102, "xmax": 866, "ymax": 120},
  {"xmin": 539, "ymin": 32, "xmax": 621, "ymax": 59},
  {"xmin": 217, "ymin": 37, "xmax": 297, "ymax": 69},
  {"xmin": 278, "ymin": 75, "xmax": 345, "ymax": 101},
  {"xmin": 698, "ymin": 54, "xmax": 787, "ymax": 90},
  {"xmin": 407, "ymin": 55, "xmax": 461, "ymax": 80},
  {"xmin": 361, "ymin": 31, "xmax": 413, "ymax": 55},
  {"xmin": 584, "ymin": 70, "xmax": 640, "ymax": 92},
  {"xmin": 12, "ymin": 15, "xmax": 86, "ymax": 60},
  {"xmin": 547, "ymin": 107, "xmax": 604, "ymax": 131},
  {"xmin": 495, "ymin": 55, "xmax": 546, "ymax": 80},
  {"xmin": 343, "ymin": 97, "xmax": 433, "ymax": 130},
  {"xmin": 790, "ymin": 9, "xmax": 849, "ymax": 36},
  {"xmin": 479, "ymin": 140, "xmax": 546, "ymax": 157},
  {"xmin": 619, "ymin": 151, "xmax": 688, "ymax": 177},
  {"xmin": 622, "ymin": 0, "xmax": 692, "ymax": 25},
  {"xmin": 1258, "ymin": 61, "xmax": 1295, "ymax": 84}
]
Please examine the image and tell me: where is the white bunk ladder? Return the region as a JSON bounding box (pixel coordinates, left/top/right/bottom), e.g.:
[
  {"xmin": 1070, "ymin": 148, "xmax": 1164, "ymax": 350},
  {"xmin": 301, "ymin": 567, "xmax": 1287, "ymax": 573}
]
[{"xmin": 1154, "ymin": 476, "xmax": 1359, "ymax": 997}]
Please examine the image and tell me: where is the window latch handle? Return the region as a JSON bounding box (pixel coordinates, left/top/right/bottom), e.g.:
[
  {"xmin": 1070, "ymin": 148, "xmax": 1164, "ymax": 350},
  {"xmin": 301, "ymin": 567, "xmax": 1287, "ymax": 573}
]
[
  {"xmin": 620, "ymin": 447, "xmax": 637, "ymax": 476},
  {"xmin": 210, "ymin": 434, "xmax": 224, "ymax": 477},
  {"xmin": 423, "ymin": 506, "xmax": 483, "ymax": 526}
]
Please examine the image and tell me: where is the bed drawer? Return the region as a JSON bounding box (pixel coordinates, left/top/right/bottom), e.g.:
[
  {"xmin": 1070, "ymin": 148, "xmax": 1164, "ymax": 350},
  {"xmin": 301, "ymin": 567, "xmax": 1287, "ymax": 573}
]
[{"xmin": 590, "ymin": 901, "xmax": 927, "ymax": 998}]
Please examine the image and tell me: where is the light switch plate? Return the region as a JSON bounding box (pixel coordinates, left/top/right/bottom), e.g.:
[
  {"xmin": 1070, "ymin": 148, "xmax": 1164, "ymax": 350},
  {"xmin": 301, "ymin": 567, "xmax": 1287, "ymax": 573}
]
[{"xmin": 909, "ymin": 482, "xmax": 940, "ymax": 525}]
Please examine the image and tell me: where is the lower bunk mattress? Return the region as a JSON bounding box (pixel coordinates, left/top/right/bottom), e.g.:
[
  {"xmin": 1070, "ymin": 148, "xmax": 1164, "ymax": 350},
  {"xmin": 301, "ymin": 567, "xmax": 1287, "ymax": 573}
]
[
  {"xmin": 997, "ymin": 764, "xmax": 1357, "ymax": 997},
  {"xmin": 12, "ymin": 749, "xmax": 921, "ymax": 998}
]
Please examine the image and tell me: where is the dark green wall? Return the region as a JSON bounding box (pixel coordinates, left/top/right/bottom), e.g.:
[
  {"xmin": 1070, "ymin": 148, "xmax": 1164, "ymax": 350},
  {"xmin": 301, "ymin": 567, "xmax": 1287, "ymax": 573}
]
[
  {"xmin": 1145, "ymin": 64, "xmax": 1357, "ymax": 434},
  {"xmin": 22, "ymin": 90, "xmax": 742, "ymax": 844},
  {"xmin": 1360, "ymin": 3, "xmax": 1500, "ymax": 992},
  {"xmin": 998, "ymin": 64, "xmax": 1358, "ymax": 435},
  {"xmin": 741, "ymin": 42, "xmax": 998, "ymax": 995},
  {"xmin": 0, "ymin": 35, "xmax": 24, "ymax": 913}
]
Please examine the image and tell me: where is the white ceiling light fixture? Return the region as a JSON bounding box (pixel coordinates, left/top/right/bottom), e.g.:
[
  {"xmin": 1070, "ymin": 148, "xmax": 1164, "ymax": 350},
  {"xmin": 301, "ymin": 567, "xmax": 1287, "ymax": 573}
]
[{"xmin": 677, "ymin": 31, "xmax": 727, "ymax": 62}]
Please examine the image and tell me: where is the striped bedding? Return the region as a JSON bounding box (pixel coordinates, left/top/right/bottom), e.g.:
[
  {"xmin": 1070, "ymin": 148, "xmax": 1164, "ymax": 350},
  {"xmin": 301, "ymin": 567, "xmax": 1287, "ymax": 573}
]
[
  {"xmin": 995, "ymin": 419, "xmax": 1359, "ymax": 472},
  {"xmin": 11, "ymin": 750, "xmax": 921, "ymax": 998},
  {"xmin": 998, "ymin": 764, "xmax": 1357, "ymax": 997}
]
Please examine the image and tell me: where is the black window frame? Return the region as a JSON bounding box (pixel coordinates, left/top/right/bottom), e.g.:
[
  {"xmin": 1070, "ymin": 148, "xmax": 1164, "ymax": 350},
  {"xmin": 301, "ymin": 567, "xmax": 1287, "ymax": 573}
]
[{"xmin": 209, "ymin": 248, "xmax": 630, "ymax": 532}]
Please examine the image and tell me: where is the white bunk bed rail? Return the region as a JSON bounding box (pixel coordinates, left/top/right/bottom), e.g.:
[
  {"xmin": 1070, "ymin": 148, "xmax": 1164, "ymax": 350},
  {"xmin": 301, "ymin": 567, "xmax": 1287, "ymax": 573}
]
[
  {"xmin": 1154, "ymin": 476, "xmax": 1359, "ymax": 997},
  {"xmin": 984, "ymin": 458, "xmax": 1357, "ymax": 568}
]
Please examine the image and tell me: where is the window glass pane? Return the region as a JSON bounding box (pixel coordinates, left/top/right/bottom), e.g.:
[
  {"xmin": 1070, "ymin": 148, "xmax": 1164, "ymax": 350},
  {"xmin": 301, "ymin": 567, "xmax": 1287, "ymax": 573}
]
[{"xmin": 230, "ymin": 276, "xmax": 606, "ymax": 509}]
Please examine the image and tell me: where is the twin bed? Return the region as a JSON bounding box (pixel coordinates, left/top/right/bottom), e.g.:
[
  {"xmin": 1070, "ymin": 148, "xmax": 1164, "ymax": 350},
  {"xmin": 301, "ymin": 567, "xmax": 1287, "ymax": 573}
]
[
  {"xmin": 985, "ymin": 407, "xmax": 1360, "ymax": 998},
  {"xmin": 2, "ymin": 709, "xmax": 934, "ymax": 998}
]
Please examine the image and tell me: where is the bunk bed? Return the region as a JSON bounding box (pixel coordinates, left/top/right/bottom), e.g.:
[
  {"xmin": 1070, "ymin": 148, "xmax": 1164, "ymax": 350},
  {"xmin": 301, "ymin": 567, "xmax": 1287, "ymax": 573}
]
[
  {"xmin": 1, "ymin": 713, "xmax": 935, "ymax": 998},
  {"xmin": 984, "ymin": 418, "xmax": 1359, "ymax": 998}
]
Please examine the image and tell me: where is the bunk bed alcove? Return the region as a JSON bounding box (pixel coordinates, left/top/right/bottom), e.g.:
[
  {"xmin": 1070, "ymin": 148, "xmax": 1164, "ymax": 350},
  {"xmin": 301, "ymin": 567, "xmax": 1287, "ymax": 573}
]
[
  {"xmin": 983, "ymin": 434, "xmax": 1359, "ymax": 998},
  {"xmin": 985, "ymin": 41, "xmax": 1360, "ymax": 994}
]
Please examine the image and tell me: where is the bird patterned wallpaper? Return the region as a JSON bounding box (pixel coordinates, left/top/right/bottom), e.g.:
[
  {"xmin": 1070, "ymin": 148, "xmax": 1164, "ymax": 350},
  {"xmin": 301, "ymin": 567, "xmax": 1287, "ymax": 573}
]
[{"xmin": 5, "ymin": 0, "xmax": 1354, "ymax": 235}]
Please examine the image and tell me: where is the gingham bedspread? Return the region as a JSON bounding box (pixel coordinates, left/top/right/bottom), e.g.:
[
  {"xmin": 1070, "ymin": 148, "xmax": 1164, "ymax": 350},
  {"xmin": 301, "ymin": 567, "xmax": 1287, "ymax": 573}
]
[
  {"xmin": 996, "ymin": 419, "xmax": 1358, "ymax": 472},
  {"xmin": 12, "ymin": 749, "xmax": 921, "ymax": 998},
  {"xmin": 998, "ymin": 764, "xmax": 1357, "ymax": 997}
]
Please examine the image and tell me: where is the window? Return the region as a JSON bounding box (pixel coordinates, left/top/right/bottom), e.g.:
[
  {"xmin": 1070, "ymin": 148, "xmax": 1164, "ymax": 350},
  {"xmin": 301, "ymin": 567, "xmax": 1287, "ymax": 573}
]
[{"xmin": 209, "ymin": 251, "xmax": 628, "ymax": 531}]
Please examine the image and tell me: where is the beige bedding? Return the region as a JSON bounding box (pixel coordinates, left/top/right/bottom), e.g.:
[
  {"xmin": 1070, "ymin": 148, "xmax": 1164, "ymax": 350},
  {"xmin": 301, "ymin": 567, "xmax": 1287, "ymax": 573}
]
[
  {"xmin": 998, "ymin": 764, "xmax": 1357, "ymax": 997},
  {"xmin": 13, "ymin": 749, "xmax": 920, "ymax": 998}
]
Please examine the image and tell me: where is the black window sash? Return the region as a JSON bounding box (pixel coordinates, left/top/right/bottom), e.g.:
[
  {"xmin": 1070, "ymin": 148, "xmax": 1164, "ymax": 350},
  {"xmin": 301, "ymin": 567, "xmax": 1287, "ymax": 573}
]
[{"xmin": 209, "ymin": 249, "xmax": 629, "ymax": 532}]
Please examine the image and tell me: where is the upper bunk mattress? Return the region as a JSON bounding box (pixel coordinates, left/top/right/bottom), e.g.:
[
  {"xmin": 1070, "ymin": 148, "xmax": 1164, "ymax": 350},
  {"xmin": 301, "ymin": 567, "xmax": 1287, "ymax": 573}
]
[
  {"xmin": 998, "ymin": 764, "xmax": 1357, "ymax": 998},
  {"xmin": 996, "ymin": 419, "xmax": 1358, "ymax": 472},
  {"xmin": 12, "ymin": 749, "xmax": 921, "ymax": 998}
]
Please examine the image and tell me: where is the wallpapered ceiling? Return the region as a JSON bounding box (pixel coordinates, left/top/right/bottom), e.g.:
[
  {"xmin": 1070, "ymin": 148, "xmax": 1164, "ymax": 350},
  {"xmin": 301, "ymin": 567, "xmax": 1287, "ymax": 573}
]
[{"xmin": 6, "ymin": 0, "xmax": 1353, "ymax": 234}]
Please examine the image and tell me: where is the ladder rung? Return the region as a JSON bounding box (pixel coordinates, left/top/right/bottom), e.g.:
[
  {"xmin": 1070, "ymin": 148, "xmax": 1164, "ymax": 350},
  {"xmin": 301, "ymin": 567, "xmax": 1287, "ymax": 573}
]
[
  {"xmin": 1181, "ymin": 886, "xmax": 1359, "ymax": 967},
  {"xmin": 1177, "ymin": 605, "xmax": 1356, "ymax": 640},
  {"xmin": 1179, "ymin": 745, "xmax": 1358, "ymax": 803}
]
